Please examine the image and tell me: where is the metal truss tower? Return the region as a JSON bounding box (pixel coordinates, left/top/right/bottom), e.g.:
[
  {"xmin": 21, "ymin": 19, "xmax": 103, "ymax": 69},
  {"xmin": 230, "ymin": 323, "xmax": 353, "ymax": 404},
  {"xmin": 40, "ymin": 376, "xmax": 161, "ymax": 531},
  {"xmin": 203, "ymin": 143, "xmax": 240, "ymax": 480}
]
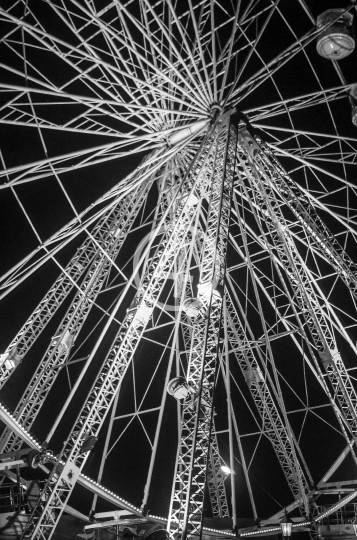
[{"xmin": 1, "ymin": 3, "xmax": 357, "ymax": 540}]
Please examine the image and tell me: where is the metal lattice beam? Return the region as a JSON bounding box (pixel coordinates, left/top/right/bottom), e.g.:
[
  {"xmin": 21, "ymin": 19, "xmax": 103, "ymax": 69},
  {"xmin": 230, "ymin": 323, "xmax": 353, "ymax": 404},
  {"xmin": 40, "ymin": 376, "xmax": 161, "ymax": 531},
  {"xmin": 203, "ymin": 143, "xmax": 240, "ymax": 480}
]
[
  {"xmin": 237, "ymin": 129, "xmax": 357, "ymax": 445},
  {"xmin": 167, "ymin": 115, "xmax": 236, "ymax": 540}
]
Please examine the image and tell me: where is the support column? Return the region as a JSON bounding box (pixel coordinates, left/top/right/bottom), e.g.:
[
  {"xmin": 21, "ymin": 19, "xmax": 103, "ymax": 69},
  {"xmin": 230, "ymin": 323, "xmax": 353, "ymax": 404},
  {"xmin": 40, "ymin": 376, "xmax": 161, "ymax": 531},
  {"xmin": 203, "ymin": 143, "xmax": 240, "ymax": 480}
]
[{"xmin": 167, "ymin": 114, "xmax": 236, "ymax": 540}]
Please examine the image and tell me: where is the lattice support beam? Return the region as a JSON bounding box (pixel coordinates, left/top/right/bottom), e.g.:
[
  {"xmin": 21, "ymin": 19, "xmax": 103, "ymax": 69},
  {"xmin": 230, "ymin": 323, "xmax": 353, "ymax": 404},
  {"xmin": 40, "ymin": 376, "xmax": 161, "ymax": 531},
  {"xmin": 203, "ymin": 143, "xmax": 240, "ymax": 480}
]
[
  {"xmin": 168, "ymin": 114, "xmax": 236, "ymax": 540},
  {"xmin": 224, "ymin": 288, "xmax": 311, "ymax": 513},
  {"xmin": 24, "ymin": 123, "xmax": 222, "ymax": 540},
  {"xmin": 260, "ymin": 142, "xmax": 357, "ymax": 298},
  {"xmin": 237, "ymin": 128, "xmax": 357, "ymax": 444},
  {"xmin": 179, "ymin": 247, "xmax": 229, "ymax": 520},
  {"xmin": 207, "ymin": 433, "xmax": 229, "ymax": 518},
  {"xmin": 0, "ymin": 154, "xmax": 156, "ymax": 388},
  {"xmin": 0, "ymin": 178, "xmax": 153, "ymax": 455}
]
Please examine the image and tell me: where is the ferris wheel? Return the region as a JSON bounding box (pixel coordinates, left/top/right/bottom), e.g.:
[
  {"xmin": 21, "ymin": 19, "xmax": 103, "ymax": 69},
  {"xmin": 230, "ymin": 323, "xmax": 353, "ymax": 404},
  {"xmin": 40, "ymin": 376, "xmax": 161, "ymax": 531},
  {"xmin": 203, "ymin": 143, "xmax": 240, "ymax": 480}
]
[{"xmin": 1, "ymin": 1, "xmax": 357, "ymax": 539}]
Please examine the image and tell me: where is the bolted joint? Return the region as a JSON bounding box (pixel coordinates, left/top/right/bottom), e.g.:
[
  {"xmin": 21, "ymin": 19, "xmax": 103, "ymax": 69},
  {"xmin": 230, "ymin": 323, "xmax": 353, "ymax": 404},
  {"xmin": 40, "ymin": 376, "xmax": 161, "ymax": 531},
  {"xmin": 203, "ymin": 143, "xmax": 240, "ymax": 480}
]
[
  {"xmin": 244, "ymin": 367, "xmax": 264, "ymax": 387},
  {"xmin": 238, "ymin": 127, "xmax": 260, "ymax": 158},
  {"xmin": 319, "ymin": 349, "xmax": 335, "ymax": 369},
  {"xmin": 0, "ymin": 349, "xmax": 23, "ymax": 370}
]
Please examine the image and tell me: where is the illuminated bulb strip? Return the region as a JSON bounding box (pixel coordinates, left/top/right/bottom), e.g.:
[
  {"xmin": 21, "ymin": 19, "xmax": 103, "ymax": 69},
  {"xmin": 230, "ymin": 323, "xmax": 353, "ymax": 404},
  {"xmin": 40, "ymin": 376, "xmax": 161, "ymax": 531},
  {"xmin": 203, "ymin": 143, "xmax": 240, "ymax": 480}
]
[
  {"xmin": 315, "ymin": 490, "xmax": 357, "ymax": 521},
  {"xmin": 0, "ymin": 401, "xmax": 41, "ymax": 450},
  {"xmin": 241, "ymin": 522, "xmax": 313, "ymax": 537},
  {"xmin": 80, "ymin": 475, "xmax": 142, "ymax": 513},
  {"xmin": 0, "ymin": 406, "xmax": 321, "ymax": 540},
  {"xmin": 0, "ymin": 405, "xmax": 312, "ymax": 539},
  {"xmin": 203, "ymin": 528, "xmax": 235, "ymax": 536},
  {"xmin": 241, "ymin": 527, "xmax": 281, "ymax": 536},
  {"xmin": 77, "ymin": 476, "xmax": 237, "ymax": 536}
]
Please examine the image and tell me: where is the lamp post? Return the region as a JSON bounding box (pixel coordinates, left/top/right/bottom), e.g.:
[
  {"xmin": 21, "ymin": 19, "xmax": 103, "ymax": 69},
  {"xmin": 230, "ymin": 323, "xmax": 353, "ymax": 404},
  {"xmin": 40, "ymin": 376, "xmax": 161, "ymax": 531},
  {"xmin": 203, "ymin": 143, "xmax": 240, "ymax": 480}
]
[{"xmin": 280, "ymin": 512, "xmax": 293, "ymax": 540}]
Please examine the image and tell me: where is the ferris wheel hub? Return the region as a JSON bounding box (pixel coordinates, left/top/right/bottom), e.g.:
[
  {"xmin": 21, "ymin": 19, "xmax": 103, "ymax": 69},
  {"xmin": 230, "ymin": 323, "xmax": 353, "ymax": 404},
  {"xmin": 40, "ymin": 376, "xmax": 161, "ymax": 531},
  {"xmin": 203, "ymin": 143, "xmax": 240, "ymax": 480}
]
[{"xmin": 210, "ymin": 103, "xmax": 223, "ymax": 121}]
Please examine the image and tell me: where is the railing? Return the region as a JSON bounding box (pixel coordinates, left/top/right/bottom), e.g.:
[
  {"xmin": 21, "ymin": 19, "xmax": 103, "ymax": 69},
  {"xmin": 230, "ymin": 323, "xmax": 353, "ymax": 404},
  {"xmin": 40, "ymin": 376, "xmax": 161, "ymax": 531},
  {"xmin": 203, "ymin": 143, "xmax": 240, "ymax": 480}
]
[
  {"xmin": 0, "ymin": 481, "xmax": 26, "ymax": 513},
  {"xmin": 317, "ymin": 503, "xmax": 357, "ymax": 525}
]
